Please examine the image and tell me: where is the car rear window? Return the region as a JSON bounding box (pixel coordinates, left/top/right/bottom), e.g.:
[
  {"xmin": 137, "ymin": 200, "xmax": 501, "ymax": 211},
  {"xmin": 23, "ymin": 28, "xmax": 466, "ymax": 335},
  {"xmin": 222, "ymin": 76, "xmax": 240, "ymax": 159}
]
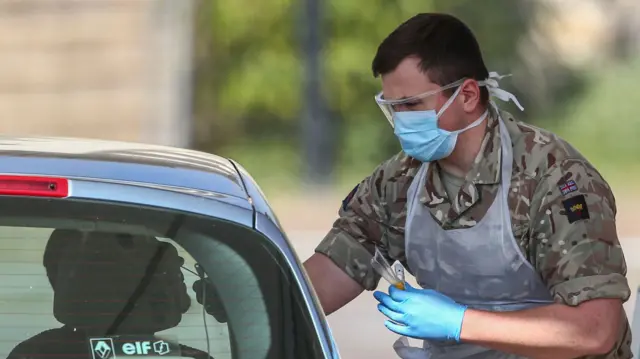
[{"xmin": 0, "ymin": 197, "xmax": 325, "ymax": 359}]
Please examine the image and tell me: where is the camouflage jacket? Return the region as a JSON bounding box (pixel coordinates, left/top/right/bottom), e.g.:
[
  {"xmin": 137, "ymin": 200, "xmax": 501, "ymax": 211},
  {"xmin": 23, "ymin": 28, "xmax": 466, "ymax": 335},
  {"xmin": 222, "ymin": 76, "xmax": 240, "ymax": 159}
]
[{"xmin": 316, "ymin": 110, "xmax": 631, "ymax": 358}]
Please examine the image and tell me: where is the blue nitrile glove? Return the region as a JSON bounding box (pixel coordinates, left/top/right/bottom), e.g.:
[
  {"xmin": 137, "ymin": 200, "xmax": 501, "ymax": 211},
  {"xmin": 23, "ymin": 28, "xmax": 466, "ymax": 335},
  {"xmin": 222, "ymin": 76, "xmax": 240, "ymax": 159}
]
[{"xmin": 373, "ymin": 282, "xmax": 467, "ymax": 342}]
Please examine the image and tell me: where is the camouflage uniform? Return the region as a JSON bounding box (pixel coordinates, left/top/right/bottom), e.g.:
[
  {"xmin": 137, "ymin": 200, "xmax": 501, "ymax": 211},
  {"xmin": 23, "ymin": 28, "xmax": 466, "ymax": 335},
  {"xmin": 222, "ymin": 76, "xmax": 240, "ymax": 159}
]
[{"xmin": 315, "ymin": 109, "xmax": 631, "ymax": 358}]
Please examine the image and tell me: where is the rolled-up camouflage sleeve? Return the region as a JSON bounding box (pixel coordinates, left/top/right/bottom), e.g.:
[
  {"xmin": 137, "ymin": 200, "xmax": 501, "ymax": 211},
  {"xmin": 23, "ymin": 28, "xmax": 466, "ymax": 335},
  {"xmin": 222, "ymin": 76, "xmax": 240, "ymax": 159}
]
[
  {"xmin": 314, "ymin": 165, "xmax": 390, "ymax": 290},
  {"xmin": 530, "ymin": 158, "xmax": 630, "ymax": 306}
]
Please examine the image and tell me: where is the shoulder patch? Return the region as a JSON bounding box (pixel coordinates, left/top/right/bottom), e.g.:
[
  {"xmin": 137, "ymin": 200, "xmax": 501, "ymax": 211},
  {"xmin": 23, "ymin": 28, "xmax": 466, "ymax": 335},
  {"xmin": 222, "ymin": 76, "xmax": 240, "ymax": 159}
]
[
  {"xmin": 558, "ymin": 179, "xmax": 578, "ymax": 196},
  {"xmin": 342, "ymin": 184, "xmax": 359, "ymax": 211},
  {"xmin": 562, "ymin": 194, "xmax": 590, "ymax": 224}
]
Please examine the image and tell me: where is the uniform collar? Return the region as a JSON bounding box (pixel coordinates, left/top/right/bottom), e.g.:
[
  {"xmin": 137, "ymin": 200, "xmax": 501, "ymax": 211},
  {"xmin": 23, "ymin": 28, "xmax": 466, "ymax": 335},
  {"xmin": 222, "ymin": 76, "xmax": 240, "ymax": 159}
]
[
  {"xmin": 420, "ymin": 108, "xmax": 502, "ymax": 218},
  {"xmin": 465, "ymin": 108, "xmax": 502, "ymax": 186}
]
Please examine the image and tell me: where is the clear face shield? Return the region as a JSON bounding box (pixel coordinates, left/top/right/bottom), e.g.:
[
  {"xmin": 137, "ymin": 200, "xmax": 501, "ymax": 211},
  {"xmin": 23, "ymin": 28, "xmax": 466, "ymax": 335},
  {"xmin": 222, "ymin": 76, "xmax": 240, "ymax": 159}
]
[
  {"xmin": 374, "ymin": 72, "xmax": 524, "ymax": 128},
  {"xmin": 374, "ymin": 79, "xmax": 466, "ymax": 128}
]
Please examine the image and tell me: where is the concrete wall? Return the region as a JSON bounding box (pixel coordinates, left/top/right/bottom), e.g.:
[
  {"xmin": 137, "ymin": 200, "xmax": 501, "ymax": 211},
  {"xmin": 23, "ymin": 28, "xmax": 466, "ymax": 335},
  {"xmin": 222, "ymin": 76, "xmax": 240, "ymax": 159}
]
[
  {"xmin": 539, "ymin": 0, "xmax": 640, "ymax": 68},
  {"xmin": 0, "ymin": 0, "xmax": 193, "ymax": 146}
]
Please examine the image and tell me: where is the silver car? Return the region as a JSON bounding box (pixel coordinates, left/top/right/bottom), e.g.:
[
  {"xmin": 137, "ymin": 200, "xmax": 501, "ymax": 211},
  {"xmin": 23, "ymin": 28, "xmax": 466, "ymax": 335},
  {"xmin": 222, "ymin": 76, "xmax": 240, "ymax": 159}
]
[{"xmin": 0, "ymin": 136, "xmax": 340, "ymax": 359}]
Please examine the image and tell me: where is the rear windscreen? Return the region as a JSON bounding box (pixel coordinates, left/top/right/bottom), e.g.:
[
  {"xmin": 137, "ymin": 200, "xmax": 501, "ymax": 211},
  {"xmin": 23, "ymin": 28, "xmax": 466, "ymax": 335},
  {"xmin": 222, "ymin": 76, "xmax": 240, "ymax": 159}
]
[{"xmin": 0, "ymin": 197, "xmax": 324, "ymax": 359}]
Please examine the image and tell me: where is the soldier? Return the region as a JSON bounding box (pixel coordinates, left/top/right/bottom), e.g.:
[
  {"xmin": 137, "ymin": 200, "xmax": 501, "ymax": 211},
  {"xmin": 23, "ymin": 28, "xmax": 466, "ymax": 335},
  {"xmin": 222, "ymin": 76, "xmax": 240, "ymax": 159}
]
[{"xmin": 303, "ymin": 13, "xmax": 631, "ymax": 359}]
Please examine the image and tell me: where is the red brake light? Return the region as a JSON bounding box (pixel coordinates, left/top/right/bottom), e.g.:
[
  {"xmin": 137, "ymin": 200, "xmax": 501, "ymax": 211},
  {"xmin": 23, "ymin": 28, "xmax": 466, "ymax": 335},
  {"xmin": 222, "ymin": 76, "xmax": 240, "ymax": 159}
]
[{"xmin": 0, "ymin": 175, "xmax": 69, "ymax": 198}]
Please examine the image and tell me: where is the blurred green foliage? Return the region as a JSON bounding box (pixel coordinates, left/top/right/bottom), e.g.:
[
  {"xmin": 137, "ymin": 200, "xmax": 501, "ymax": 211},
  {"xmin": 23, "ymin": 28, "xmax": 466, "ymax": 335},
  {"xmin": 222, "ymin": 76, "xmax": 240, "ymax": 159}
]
[
  {"xmin": 191, "ymin": 0, "xmax": 636, "ymax": 194},
  {"xmin": 543, "ymin": 59, "xmax": 640, "ymax": 188}
]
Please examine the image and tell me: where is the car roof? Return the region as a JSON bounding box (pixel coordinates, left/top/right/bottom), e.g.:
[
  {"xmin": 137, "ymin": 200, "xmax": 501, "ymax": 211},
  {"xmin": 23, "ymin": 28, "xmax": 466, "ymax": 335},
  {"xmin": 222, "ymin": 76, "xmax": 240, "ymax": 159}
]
[{"xmin": 0, "ymin": 136, "xmax": 249, "ymax": 199}]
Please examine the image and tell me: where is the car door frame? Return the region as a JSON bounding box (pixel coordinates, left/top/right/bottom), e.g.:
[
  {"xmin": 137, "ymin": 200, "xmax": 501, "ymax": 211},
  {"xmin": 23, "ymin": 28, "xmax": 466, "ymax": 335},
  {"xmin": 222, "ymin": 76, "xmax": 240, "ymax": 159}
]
[{"xmin": 60, "ymin": 177, "xmax": 341, "ymax": 359}]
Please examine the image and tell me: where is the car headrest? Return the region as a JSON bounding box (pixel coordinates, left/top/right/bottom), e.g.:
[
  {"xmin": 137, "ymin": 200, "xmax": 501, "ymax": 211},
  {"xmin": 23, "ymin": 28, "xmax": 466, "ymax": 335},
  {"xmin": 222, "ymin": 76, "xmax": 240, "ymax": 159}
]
[{"xmin": 45, "ymin": 230, "xmax": 191, "ymax": 334}]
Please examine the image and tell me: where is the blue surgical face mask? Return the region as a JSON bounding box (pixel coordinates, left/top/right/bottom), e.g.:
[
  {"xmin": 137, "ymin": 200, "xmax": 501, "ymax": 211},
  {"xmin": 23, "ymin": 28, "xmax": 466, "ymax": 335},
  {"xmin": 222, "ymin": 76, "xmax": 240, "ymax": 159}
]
[{"xmin": 393, "ymin": 86, "xmax": 488, "ymax": 162}]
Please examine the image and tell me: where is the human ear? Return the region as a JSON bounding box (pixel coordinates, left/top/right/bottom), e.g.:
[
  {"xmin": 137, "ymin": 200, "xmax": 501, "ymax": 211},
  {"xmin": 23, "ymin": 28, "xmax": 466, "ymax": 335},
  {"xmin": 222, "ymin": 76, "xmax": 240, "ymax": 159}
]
[{"xmin": 459, "ymin": 79, "xmax": 481, "ymax": 113}]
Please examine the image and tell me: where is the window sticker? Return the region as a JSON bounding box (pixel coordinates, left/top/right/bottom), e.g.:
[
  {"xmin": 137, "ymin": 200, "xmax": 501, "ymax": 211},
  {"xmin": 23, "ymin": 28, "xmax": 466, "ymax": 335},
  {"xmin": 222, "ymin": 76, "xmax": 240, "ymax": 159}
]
[{"xmin": 89, "ymin": 336, "xmax": 181, "ymax": 358}]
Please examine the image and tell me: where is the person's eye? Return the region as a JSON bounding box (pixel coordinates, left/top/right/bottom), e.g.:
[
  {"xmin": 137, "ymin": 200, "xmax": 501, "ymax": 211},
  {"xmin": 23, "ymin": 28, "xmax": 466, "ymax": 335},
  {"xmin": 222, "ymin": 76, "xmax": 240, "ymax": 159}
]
[
  {"xmin": 392, "ymin": 101, "xmax": 420, "ymax": 112},
  {"xmin": 405, "ymin": 101, "xmax": 420, "ymax": 109}
]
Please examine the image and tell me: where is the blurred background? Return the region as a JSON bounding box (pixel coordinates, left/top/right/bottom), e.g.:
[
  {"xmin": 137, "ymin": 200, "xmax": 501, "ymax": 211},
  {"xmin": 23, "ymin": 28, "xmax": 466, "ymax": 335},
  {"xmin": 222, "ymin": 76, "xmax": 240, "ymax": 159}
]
[{"xmin": 0, "ymin": 0, "xmax": 639, "ymax": 357}]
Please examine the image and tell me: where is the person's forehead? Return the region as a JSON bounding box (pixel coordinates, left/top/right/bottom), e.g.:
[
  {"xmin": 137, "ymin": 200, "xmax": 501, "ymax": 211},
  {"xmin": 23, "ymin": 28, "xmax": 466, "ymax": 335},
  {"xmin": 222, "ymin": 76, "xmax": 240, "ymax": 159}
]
[{"xmin": 380, "ymin": 57, "xmax": 440, "ymax": 100}]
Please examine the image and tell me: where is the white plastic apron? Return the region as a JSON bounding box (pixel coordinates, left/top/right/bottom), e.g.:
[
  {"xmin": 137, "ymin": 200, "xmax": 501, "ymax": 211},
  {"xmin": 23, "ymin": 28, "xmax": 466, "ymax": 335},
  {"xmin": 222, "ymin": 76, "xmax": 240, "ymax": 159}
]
[{"xmin": 394, "ymin": 117, "xmax": 554, "ymax": 359}]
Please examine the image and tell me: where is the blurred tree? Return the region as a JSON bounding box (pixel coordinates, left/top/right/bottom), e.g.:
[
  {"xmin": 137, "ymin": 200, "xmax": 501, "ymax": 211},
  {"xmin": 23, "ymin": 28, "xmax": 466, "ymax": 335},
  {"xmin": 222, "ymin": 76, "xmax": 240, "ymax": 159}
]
[
  {"xmin": 325, "ymin": 0, "xmax": 544, "ymax": 177},
  {"xmin": 300, "ymin": 0, "xmax": 333, "ymax": 186},
  {"xmin": 191, "ymin": 0, "xmax": 586, "ymax": 190}
]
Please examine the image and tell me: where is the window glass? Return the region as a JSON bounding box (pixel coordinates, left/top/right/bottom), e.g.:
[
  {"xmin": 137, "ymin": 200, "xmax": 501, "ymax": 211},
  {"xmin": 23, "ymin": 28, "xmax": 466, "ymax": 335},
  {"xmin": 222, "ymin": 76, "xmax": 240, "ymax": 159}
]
[{"xmin": 0, "ymin": 197, "xmax": 324, "ymax": 359}]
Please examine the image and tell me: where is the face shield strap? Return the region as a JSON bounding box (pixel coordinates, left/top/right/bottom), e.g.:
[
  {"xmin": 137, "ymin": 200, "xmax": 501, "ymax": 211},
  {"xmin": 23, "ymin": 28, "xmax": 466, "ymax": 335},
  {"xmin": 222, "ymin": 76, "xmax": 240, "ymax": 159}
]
[
  {"xmin": 478, "ymin": 72, "xmax": 524, "ymax": 111},
  {"xmin": 435, "ymin": 85, "xmax": 464, "ymax": 118}
]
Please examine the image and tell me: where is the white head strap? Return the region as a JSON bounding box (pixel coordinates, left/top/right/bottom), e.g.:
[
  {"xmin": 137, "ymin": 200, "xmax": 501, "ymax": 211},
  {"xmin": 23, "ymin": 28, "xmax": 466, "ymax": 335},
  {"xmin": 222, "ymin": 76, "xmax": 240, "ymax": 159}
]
[{"xmin": 479, "ymin": 72, "xmax": 524, "ymax": 111}]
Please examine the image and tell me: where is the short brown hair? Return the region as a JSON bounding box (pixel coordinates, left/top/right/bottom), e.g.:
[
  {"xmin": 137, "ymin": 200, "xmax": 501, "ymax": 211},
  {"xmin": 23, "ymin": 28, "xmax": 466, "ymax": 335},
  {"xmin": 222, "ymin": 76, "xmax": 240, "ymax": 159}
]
[{"xmin": 372, "ymin": 13, "xmax": 490, "ymax": 104}]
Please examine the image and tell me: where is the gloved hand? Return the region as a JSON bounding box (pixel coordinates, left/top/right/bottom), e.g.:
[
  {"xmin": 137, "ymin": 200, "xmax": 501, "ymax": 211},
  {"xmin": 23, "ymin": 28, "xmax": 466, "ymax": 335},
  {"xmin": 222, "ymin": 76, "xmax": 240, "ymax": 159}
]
[{"xmin": 373, "ymin": 282, "xmax": 467, "ymax": 342}]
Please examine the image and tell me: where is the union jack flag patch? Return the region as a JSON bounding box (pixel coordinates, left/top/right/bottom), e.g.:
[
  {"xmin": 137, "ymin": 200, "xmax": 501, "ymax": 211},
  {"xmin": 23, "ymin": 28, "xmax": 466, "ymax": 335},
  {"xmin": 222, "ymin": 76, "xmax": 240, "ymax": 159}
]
[{"xmin": 558, "ymin": 180, "xmax": 578, "ymax": 196}]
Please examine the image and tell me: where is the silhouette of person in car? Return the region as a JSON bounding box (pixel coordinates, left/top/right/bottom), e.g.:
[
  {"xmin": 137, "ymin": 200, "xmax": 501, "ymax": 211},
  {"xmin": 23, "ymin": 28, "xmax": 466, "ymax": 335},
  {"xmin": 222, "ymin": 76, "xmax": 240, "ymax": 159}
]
[{"xmin": 8, "ymin": 229, "xmax": 214, "ymax": 359}]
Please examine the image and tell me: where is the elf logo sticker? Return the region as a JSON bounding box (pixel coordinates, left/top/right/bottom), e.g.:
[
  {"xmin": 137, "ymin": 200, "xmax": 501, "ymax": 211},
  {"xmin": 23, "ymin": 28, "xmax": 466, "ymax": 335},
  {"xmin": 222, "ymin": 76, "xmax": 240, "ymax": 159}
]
[
  {"xmin": 90, "ymin": 338, "xmax": 116, "ymax": 359},
  {"xmin": 89, "ymin": 336, "xmax": 180, "ymax": 358},
  {"xmin": 122, "ymin": 340, "xmax": 170, "ymax": 356}
]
